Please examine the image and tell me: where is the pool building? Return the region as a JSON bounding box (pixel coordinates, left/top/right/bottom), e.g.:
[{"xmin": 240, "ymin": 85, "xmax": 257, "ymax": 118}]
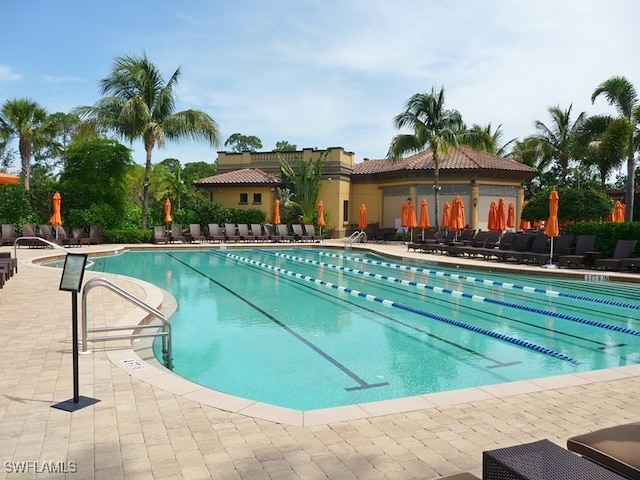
[{"xmin": 194, "ymin": 145, "xmax": 537, "ymax": 237}]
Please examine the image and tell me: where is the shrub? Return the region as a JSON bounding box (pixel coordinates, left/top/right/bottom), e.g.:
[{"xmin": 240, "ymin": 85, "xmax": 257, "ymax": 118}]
[
  {"xmin": 563, "ymin": 221, "xmax": 640, "ymax": 253},
  {"xmin": 103, "ymin": 228, "xmax": 153, "ymax": 244}
]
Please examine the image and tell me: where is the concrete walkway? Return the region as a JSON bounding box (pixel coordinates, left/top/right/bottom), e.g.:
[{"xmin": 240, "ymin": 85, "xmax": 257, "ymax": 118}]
[{"xmin": 1, "ymin": 241, "xmax": 639, "ymax": 479}]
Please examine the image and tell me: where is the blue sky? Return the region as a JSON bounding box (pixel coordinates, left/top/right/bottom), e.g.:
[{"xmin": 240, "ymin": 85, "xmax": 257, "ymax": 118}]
[{"xmin": 1, "ymin": 0, "xmax": 638, "ymax": 170}]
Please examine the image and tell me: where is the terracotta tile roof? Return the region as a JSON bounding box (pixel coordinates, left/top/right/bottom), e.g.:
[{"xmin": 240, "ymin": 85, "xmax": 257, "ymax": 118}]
[
  {"xmin": 354, "ymin": 145, "xmax": 537, "ymax": 175},
  {"xmin": 194, "ymin": 168, "xmax": 281, "ymax": 185}
]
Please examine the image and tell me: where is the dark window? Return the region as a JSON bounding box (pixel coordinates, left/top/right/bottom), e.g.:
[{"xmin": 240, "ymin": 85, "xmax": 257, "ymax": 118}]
[
  {"xmin": 253, "ymin": 193, "xmax": 262, "ymax": 204},
  {"xmin": 239, "ymin": 193, "xmax": 248, "ymax": 204},
  {"xmin": 343, "ymin": 200, "xmax": 349, "ymax": 223}
]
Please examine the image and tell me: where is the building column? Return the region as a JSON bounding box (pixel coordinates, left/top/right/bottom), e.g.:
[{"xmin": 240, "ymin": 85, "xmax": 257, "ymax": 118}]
[{"xmin": 470, "ymin": 183, "xmax": 479, "ymax": 231}]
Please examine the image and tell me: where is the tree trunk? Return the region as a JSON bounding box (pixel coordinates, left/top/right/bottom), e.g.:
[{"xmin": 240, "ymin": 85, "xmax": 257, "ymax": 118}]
[
  {"xmin": 141, "ymin": 146, "xmax": 153, "ymax": 230},
  {"xmin": 433, "ymin": 154, "xmax": 440, "ymax": 229},
  {"xmin": 19, "ymin": 136, "xmax": 31, "ymax": 191},
  {"xmin": 625, "ymin": 150, "xmax": 635, "ymax": 221}
]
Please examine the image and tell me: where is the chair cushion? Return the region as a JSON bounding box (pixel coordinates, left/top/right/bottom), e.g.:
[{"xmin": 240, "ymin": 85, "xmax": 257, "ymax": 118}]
[{"xmin": 567, "ymin": 422, "xmax": 640, "ymax": 480}]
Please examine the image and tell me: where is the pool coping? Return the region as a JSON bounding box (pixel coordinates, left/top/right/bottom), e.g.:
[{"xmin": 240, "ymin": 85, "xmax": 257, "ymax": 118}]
[{"xmin": 26, "ymin": 241, "xmax": 640, "ymax": 426}]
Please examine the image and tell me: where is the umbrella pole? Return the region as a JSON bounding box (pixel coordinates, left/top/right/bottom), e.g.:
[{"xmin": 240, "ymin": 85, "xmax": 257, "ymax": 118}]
[{"xmin": 543, "ymin": 237, "xmax": 558, "ymax": 269}]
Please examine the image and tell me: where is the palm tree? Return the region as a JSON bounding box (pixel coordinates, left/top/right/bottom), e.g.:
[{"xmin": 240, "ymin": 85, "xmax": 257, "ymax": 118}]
[
  {"xmin": 592, "ymin": 76, "xmax": 640, "ymax": 221},
  {"xmin": 387, "ymin": 87, "xmax": 465, "ymax": 229},
  {"xmin": 575, "ymin": 115, "xmax": 632, "ymax": 188},
  {"xmin": 528, "ymin": 104, "xmax": 586, "ymax": 186},
  {"xmin": 461, "ymin": 123, "xmax": 516, "ymax": 156},
  {"xmin": 0, "ymin": 98, "xmax": 57, "ymax": 189},
  {"xmin": 76, "ymin": 52, "xmax": 221, "ymax": 229}
]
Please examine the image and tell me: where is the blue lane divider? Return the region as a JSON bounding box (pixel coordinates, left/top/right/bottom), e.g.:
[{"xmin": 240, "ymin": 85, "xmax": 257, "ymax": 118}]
[
  {"xmin": 299, "ymin": 249, "xmax": 640, "ymax": 312},
  {"xmin": 213, "ymin": 249, "xmax": 580, "ymax": 365},
  {"xmin": 270, "ymin": 251, "xmax": 640, "ymax": 338}
]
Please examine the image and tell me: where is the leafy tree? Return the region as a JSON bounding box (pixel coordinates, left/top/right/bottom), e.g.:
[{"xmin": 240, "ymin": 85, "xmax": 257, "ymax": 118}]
[
  {"xmin": 274, "ymin": 140, "xmax": 297, "ymax": 152},
  {"xmin": 224, "ymin": 133, "xmax": 263, "ymax": 152},
  {"xmin": 58, "ymin": 138, "xmax": 134, "ymax": 217},
  {"xmin": 278, "ymin": 151, "xmax": 327, "ymax": 222},
  {"xmin": 37, "ymin": 112, "xmax": 81, "ymax": 170},
  {"xmin": 183, "ymin": 161, "xmax": 216, "ymax": 185},
  {"xmin": 0, "ymin": 98, "xmax": 58, "ymax": 189},
  {"xmin": 527, "ymin": 104, "xmax": 585, "ymax": 186},
  {"xmin": 75, "ymin": 52, "xmax": 221, "ymax": 229},
  {"xmin": 521, "ymin": 187, "xmax": 613, "ymax": 223},
  {"xmin": 387, "ymin": 86, "xmax": 465, "ymax": 229},
  {"xmin": 0, "ymin": 135, "xmax": 16, "ymax": 171},
  {"xmin": 591, "ymin": 76, "xmax": 640, "ymax": 220}
]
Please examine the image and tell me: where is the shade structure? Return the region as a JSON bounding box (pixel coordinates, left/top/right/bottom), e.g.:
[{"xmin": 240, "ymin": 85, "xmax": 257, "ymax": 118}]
[
  {"xmin": 496, "ymin": 198, "xmax": 507, "ymax": 231},
  {"xmin": 441, "ymin": 202, "xmax": 451, "ymax": 229},
  {"xmin": 0, "ymin": 172, "xmax": 19, "ymax": 185},
  {"xmin": 164, "ymin": 199, "xmax": 172, "ymax": 224},
  {"xmin": 507, "ymin": 202, "xmax": 516, "ymax": 229},
  {"xmin": 614, "ymin": 201, "xmax": 625, "ymax": 222},
  {"xmin": 488, "ymin": 201, "xmax": 498, "ymax": 231},
  {"xmin": 519, "ymin": 201, "xmax": 531, "ymax": 230},
  {"xmin": 274, "ymin": 199, "xmax": 281, "ymax": 224},
  {"xmin": 358, "ymin": 203, "xmax": 367, "ymax": 230},
  {"xmin": 418, "ymin": 199, "xmax": 430, "ymax": 229},
  {"xmin": 450, "ymin": 196, "xmax": 465, "ymax": 230},
  {"xmin": 49, "ymin": 192, "xmax": 62, "ymax": 226}
]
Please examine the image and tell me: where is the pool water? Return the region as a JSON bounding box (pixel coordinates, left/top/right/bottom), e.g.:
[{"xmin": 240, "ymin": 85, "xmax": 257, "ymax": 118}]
[{"xmin": 87, "ymin": 248, "xmax": 640, "ymax": 410}]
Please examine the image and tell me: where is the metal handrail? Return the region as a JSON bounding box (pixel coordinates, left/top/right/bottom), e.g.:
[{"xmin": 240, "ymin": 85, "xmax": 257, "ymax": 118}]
[
  {"xmin": 344, "ymin": 230, "xmax": 367, "ymax": 248},
  {"xmin": 13, "ymin": 236, "xmax": 94, "ymax": 267},
  {"xmin": 82, "ymin": 277, "xmax": 172, "ymax": 369}
]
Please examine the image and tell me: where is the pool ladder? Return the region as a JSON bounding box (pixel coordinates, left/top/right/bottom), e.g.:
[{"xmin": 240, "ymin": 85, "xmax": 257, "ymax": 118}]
[
  {"xmin": 81, "ymin": 277, "xmax": 173, "ymax": 369},
  {"xmin": 344, "ymin": 230, "xmax": 367, "ymax": 249}
]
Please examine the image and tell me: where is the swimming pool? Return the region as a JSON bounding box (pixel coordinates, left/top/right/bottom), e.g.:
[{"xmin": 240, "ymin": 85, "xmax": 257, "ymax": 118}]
[{"xmin": 87, "ymin": 248, "xmax": 640, "ymax": 410}]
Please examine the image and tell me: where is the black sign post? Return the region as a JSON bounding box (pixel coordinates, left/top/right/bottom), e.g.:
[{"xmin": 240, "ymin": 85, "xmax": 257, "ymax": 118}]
[{"xmin": 52, "ymin": 253, "xmax": 100, "ymax": 412}]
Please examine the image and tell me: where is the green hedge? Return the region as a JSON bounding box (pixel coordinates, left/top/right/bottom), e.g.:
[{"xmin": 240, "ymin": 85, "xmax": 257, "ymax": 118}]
[
  {"xmin": 103, "ymin": 228, "xmax": 153, "ymax": 244},
  {"xmin": 563, "ymin": 221, "xmax": 640, "ymax": 253}
]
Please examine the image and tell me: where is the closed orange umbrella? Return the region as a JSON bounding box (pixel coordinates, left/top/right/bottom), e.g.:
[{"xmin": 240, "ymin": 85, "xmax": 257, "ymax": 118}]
[
  {"xmin": 274, "ymin": 199, "xmax": 281, "ymax": 224},
  {"xmin": 488, "ymin": 201, "xmax": 498, "ymax": 231},
  {"xmin": 441, "ymin": 202, "xmax": 451, "ymax": 229},
  {"xmin": 50, "ymin": 192, "xmax": 62, "ymax": 226},
  {"xmin": 614, "ymin": 201, "xmax": 624, "ymax": 222},
  {"xmin": 317, "ymin": 200, "xmax": 326, "ymax": 235},
  {"xmin": 519, "ymin": 201, "xmax": 531, "ymax": 231},
  {"xmin": 164, "ymin": 199, "xmax": 172, "ymax": 224},
  {"xmin": 0, "ymin": 172, "xmax": 20, "ymax": 185},
  {"xmin": 407, "ymin": 201, "xmax": 417, "ymax": 228},
  {"xmin": 358, "ymin": 203, "xmax": 367, "ymax": 230},
  {"xmin": 418, "ymin": 199, "xmax": 430, "ymax": 229},
  {"xmin": 507, "ymin": 202, "xmax": 516, "ymax": 229},
  {"xmin": 401, "ymin": 200, "xmax": 409, "ymax": 228},
  {"xmin": 451, "ymin": 196, "xmax": 466, "ymax": 230},
  {"xmin": 496, "ymin": 198, "xmax": 507, "ymax": 231},
  {"xmin": 543, "ymin": 190, "xmax": 559, "ymax": 268}
]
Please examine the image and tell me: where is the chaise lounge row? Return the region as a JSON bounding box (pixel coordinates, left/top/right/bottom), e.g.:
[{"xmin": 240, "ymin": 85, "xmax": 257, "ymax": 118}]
[
  {"xmin": 2, "ymin": 224, "xmax": 103, "ymax": 247},
  {"xmin": 153, "ymin": 223, "xmax": 323, "ymax": 244}
]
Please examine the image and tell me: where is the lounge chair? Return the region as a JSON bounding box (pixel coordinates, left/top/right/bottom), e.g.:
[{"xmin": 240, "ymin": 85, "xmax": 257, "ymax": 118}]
[
  {"xmin": 207, "ymin": 224, "xmax": 225, "ymax": 243},
  {"xmin": 71, "ymin": 227, "xmax": 89, "ymax": 245},
  {"xmin": 567, "ymin": 422, "xmax": 640, "ymax": 480},
  {"xmin": 593, "ymin": 239, "xmax": 637, "ymax": 271},
  {"xmin": 223, "ymin": 224, "xmax": 240, "ymax": 242},
  {"xmin": 20, "ymin": 224, "xmax": 41, "ymax": 248},
  {"xmin": 170, "ymin": 223, "xmax": 189, "ymax": 243},
  {"xmin": 1, "ymin": 224, "xmax": 17, "ymax": 245},
  {"xmin": 448, "ymin": 230, "xmax": 489, "ymax": 257},
  {"xmin": 522, "ymin": 233, "xmax": 575, "ymax": 265},
  {"xmin": 511, "ymin": 232, "xmax": 548, "ymax": 264},
  {"xmin": 304, "ymin": 224, "xmax": 322, "ymax": 242},
  {"xmin": 88, "ymin": 225, "xmax": 103, "ymax": 245},
  {"xmin": 558, "ymin": 235, "xmax": 597, "ymax": 268},
  {"xmin": 477, "ymin": 232, "xmax": 516, "ymax": 260},
  {"xmin": 276, "ymin": 224, "xmax": 295, "ymax": 242},
  {"xmin": 38, "ymin": 225, "xmax": 56, "ymax": 242},
  {"xmin": 291, "ymin": 224, "xmax": 311, "ymax": 241},
  {"xmin": 494, "ymin": 232, "xmax": 536, "ymax": 263},
  {"xmin": 189, "ymin": 224, "xmax": 207, "ymax": 243},
  {"xmin": 54, "ymin": 226, "xmax": 74, "ymax": 247},
  {"xmin": 366, "ymin": 222, "xmax": 385, "ymax": 242},
  {"xmin": 251, "ymin": 224, "xmax": 270, "ymax": 242},
  {"xmin": 408, "ymin": 230, "xmax": 436, "ymax": 251},
  {"xmin": 153, "ymin": 226, "xmax": 169, "ymax": 244},
  {"xmin": 0, "ymin": 252, "xmax": 17, "ymax": 276},
  {"xmin": 237, "ymin": 224, "xmax": 256, "ymax": 242},
  {"xmin": 416, "ymin": 230, "xmax": 446, "ymax": 253},
  {"xmin": 620, "ymin": 257, "xmax": 640, "ymax": 271},
  {"xmin": 264, "ymin": 224, "xmax": 277, "ymax": 241}
]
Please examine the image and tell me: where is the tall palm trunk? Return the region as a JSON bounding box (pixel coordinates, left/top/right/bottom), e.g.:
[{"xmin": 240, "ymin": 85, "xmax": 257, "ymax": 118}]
[
  {"xmin": 19, "ymin": 136, "xmax": 32, "ymax": 190},
  {"xmin": 433, "ymin": 153, "xmax": 440, "ymax": 230},
  {"xmin": 141, "ymin": 144, "xmax": 154, "ymax": 230},
  {"xmin": 625, "ymin": 143, "xmax": 635, "ymax": 221}
]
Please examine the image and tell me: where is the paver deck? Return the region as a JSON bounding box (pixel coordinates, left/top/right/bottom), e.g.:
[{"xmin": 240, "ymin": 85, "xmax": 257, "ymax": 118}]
[{"xmin": 1, "ymin": 240, "xmax": 639, "ymax": 480}]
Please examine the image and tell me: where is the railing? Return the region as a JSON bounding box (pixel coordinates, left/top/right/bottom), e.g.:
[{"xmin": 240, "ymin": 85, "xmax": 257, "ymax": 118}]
[
  {"xmin": 344, "ymin": 230, "xmax": 367, "ymax": 248},
  {"xmin": 82, "ymin": 277, "xmax": 173, "ymax": 369},
  {"xmin": 13, "ymin": 236, "xmax": 94, "ymax": 268}
]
